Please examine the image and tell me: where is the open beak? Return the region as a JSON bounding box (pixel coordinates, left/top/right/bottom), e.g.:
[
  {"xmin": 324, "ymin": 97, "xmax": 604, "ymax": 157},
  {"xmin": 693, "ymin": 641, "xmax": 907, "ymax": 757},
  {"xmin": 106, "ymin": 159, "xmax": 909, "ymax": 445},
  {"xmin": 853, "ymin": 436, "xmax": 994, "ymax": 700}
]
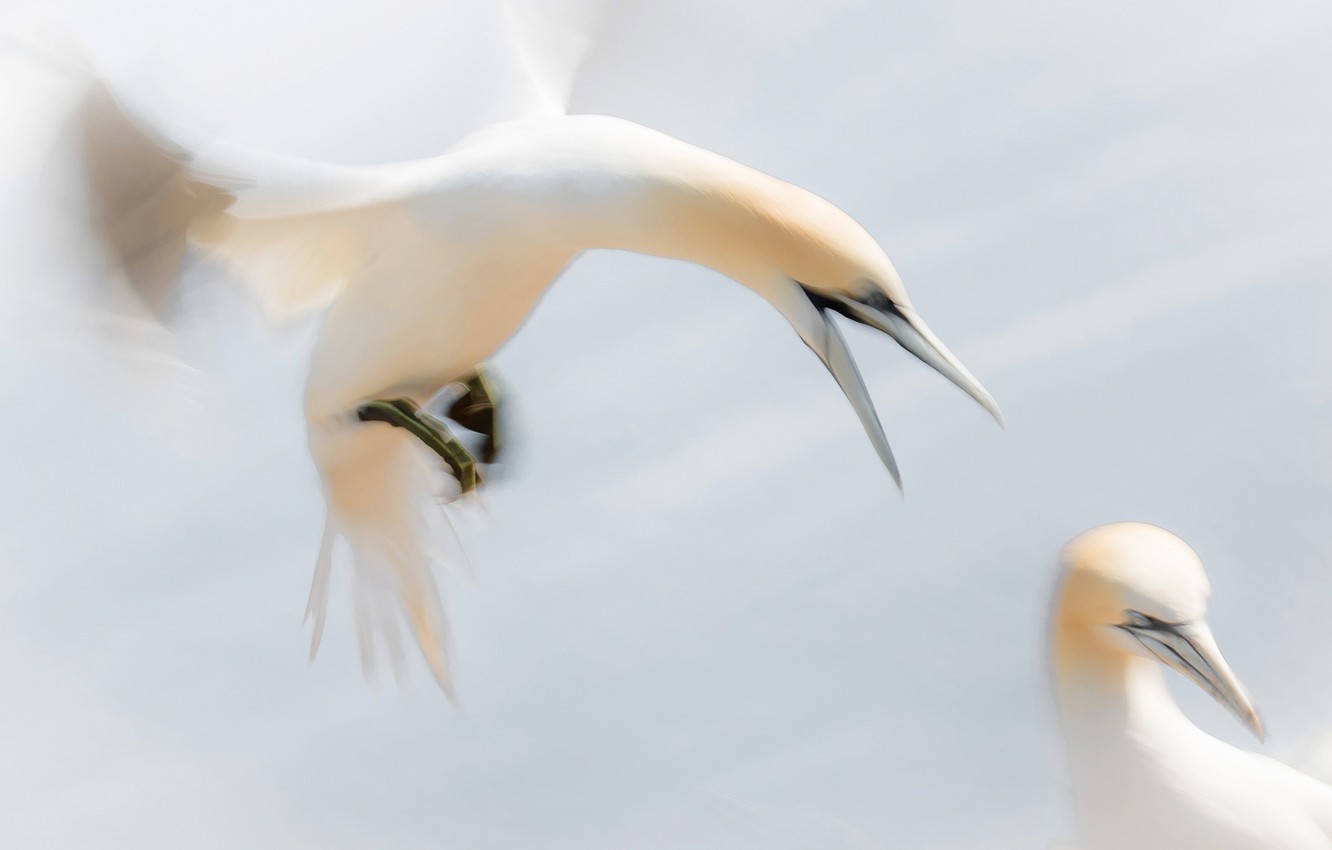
[
  {"xmin": 799, "ymin": 287, "xmax": 1003, "ymax": 490},
  {"xmin": 815, "ymin": 314, "xmax": 903, "ymax": 488},
  {"xmin": 831, "ymin": 294, "xmax": 1004, "ymax": 426},
  {"xmin": 1120, "ymin": 617, "xmax": 1264, "ymax": 740}
]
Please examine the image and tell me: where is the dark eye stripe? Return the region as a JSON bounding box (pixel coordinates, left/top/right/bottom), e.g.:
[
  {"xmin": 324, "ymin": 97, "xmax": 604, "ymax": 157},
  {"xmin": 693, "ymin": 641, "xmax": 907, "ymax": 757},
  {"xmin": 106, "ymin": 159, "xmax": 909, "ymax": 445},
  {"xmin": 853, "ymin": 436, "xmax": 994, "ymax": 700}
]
[
  {"xmin": 798, "ymin": 281, "xmax": 905, "ymax": 320},
  {"xmin": 862, "ymin": 289, "xmax": 894, "ymax": 313},
  {"xmin": 798, "ymin": 283, "xmax": 846, "ymax": 316},
  {"xmin": 1138, "ymin": 634, "xmax": 1224, "ymax": 702},
  {"xmin": 1124, "ymin": 609, "xmax": 1184, "ymax": 630}
]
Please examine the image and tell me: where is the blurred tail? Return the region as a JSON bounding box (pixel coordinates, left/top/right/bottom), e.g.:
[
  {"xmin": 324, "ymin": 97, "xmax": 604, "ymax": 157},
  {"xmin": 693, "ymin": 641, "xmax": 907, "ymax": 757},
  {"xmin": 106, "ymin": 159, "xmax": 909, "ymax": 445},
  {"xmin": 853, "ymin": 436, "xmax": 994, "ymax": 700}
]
[{"xmin": 305, "ymin": 420, "xmax": 469, "ymax": 699}]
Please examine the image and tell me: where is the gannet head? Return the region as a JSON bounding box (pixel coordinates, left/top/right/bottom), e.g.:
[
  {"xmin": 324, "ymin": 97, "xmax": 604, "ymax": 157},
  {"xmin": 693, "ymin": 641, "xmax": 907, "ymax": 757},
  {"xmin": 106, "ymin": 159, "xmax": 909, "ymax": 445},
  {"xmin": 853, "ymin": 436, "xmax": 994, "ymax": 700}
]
[
  {"xmin": 1058, "ymin": 522, "xmax": 1264, "ymax": 739},
  {"xmin": 725, "ymin": 185, "xmax": 1003, "ymax": 488}
]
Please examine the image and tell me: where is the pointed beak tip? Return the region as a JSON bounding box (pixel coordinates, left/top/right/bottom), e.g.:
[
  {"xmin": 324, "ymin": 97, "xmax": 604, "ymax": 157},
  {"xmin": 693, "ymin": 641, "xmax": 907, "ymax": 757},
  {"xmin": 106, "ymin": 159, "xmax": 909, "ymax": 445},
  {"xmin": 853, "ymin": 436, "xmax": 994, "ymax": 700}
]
[
  {"xmin": 1131, "ymin": 621, "xmax": 1264, "ymax": 741},
  {"xmin": 1247, "ymin": 711, "xmax": 1265, "ymax": 742},
  {"xmin": 966, "ymin": 381, "xmax": 1004, "ymax": 428},
  {"xmin": 882, "ymin": 459, "xmax": 903, "ymax": 495}
]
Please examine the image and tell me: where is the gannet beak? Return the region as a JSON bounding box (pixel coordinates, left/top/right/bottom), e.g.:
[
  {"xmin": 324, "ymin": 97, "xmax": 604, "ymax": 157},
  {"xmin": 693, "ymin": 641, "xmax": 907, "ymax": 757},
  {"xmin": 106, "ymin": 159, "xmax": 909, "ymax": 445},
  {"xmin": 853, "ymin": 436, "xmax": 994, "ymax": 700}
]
[
  {"xmin": 814, "ymin": 312, "xmax": 902, "ymax": 489},
  {"xmin": 834, "ymin": 296, "xmax": 1004, "ymax": 427},
  {"xmin": 1119, "ymin": 615, "xmax": 1264, "ymax": 740},
  {"xmin": 796, "ymin": 284, "xmax": 1004, "ymax": 490}
]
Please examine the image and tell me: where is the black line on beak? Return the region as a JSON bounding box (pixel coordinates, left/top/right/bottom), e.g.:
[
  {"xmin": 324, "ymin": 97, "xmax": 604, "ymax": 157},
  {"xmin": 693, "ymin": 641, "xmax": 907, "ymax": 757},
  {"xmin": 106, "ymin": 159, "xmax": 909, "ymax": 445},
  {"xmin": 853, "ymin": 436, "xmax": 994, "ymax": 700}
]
[{"xmin": 799, "ymin": 283, "xmax": 907, "ymax": 328}]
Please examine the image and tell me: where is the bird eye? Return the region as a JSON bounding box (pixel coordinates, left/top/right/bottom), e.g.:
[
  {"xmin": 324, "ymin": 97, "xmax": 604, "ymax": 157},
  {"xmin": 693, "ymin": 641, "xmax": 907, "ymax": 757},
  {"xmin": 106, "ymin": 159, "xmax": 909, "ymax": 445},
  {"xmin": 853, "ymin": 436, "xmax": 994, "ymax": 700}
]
[
  {"xmin": 853, "ymin": 283, "xmax": 899, "ymax": 315},
  {"xmin": 1122, "ymin": 610, "xmax": 1189, "ymax": 631},
  {"xmin": 1125, "ymin": 610, "xmax": 1152, "ymax": 627},
  {"xmin": 863, "ymin": 289, "xmax": 893, "ymax": 311}
]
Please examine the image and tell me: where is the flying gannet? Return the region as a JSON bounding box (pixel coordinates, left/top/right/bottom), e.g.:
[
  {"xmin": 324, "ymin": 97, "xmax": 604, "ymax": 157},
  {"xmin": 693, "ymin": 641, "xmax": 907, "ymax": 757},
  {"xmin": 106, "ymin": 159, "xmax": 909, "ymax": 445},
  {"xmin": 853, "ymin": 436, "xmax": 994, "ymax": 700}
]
[
  {"xmin": 16, "ymin": 4, "xmax": 1002, "ymax": 694},
  {"xmin": 1052, "ymin": 522, "xmax": 1332, "ymax": 849}
]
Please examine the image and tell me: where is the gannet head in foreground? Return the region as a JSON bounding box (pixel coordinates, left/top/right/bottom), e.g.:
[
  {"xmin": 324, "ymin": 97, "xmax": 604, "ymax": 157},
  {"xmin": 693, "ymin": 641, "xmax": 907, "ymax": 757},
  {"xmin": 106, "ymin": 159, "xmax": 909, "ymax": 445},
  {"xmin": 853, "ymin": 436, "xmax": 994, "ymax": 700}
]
[
  {"xmin": 1052, "ymin": 523, "xmax": 1332, "ymax": 850},
  {"xmin": 655, "ymin": 132, "xmax": 1004, "ymax": 489}
]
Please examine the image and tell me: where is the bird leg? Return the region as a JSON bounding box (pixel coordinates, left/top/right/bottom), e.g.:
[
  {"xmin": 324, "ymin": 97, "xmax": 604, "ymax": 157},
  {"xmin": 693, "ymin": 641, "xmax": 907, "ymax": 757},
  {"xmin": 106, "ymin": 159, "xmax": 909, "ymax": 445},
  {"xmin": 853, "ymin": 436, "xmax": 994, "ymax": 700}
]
[
  {"xmin": 445, "ymin": 367, "xmax": 503, "ymax": 464},
  {"xmin": 356, "ymin": 398, "xmax": 480, "ymax": 493}
]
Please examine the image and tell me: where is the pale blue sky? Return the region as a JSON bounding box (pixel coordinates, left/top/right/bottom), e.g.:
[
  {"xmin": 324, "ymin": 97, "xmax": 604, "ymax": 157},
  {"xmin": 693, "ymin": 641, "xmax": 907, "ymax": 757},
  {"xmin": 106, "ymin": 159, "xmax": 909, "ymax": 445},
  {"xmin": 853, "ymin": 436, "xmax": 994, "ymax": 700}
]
[{"xmin": 1, "ymin": 1, "xmax": 1331, "ymax": 848}]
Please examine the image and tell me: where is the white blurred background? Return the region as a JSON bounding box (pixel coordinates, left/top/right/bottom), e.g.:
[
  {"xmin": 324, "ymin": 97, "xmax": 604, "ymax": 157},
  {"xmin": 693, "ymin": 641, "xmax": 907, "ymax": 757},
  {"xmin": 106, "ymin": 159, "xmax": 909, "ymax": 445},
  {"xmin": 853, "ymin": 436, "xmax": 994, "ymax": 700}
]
[{"xmin": 1, "ymin": 1, "xmax": 1330, "ymax": 847}]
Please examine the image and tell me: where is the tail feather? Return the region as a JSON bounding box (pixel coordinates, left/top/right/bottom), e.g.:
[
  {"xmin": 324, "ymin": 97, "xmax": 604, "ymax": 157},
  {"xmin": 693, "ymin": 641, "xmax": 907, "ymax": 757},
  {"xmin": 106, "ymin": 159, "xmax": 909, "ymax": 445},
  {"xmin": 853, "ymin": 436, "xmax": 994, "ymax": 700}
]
[
  {"xmin": 304, "ymin": 517, "xmax": 337, "ymax": 659},
  {"xmin": 307, "ymin": 422, "xmax": 467, "ymax": 699}
]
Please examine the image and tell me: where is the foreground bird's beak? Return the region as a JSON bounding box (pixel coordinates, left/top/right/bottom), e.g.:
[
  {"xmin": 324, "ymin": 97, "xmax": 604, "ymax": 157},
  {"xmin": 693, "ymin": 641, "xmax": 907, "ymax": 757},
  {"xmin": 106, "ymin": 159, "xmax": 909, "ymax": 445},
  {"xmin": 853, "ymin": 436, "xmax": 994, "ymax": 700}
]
[
  {"xmin": 798, "ymin": 286, "xmax": 1002, "ymax": 491},
  {"xmin": 834, "ymin": 297, "xmax": 1004, "ymax": 427},
  {"xmin": 1120, "ymin": 618, "xmax": 1264, "ymax": 740},
  {"xmin": 815, "ymin": 315, "xmax": 903, "ymax": 489}
]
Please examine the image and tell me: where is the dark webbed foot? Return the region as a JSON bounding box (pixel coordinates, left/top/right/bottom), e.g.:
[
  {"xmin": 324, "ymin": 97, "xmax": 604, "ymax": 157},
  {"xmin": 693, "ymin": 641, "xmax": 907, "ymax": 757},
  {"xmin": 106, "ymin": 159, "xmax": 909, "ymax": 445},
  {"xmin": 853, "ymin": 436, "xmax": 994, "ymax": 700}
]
[
  {"xmin": 356, "ymin": 398, "xmax": 480, "ymax": 493},
  {"xmin": 446, "ymin": 367, "xmax": 503, "ymax": 464}
]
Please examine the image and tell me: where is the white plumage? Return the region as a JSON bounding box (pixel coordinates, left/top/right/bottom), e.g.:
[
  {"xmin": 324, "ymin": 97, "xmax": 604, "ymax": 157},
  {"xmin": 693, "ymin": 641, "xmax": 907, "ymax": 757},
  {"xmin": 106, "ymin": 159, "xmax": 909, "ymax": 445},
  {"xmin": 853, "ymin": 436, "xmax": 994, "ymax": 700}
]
[
  {"xmin": 1052, "ymin": 523, "xmax": 1332, "ymax": 849},
  {"xmin": 27, "ymin": 8, "xmax": 1001, "ymax": 693}
]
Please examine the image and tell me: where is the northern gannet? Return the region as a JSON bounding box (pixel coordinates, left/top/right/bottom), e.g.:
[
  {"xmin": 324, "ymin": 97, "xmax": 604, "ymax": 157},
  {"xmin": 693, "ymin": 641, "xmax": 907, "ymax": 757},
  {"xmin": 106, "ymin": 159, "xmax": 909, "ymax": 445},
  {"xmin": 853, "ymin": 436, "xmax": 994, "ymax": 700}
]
[
  {"xmin": 1052, "ymin": 522, "xmax": 1332, "ymax": 849},
  {"xmin": 27, "ymin": 9, "xmax": 1002, "ymax": 693}
]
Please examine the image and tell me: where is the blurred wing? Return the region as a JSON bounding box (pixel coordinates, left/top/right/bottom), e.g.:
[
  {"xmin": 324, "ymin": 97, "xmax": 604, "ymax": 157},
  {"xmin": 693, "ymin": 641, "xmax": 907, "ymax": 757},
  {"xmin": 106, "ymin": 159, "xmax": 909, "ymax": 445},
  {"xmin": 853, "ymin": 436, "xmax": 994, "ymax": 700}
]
[
  {"xmin": 502, "ymin": 0, "xmax": 607, "ymax": 116},
  {"xmin": 80, "ymin": 80, "xmax": 234, "ymax": 316},
  {"xmin": 0, "ymin": 46, "xmax": 423, "ymax": 447},
  {"xmin": 566, "ymin": 0, "xmax": 857, "ymax": 132},
  {"xmin": 80, "ymin": 79, "xmax": 426, "ymax": 324},
  {"xmin": 498, "ymin": 0, "xmax": 857, "ymax": 131},
  {"xmin": 74, "ymin": 0, "xmax": 615, "ymax": 322},
  {"xmin": 0, "ymin": 41, "xmax": 236, "ymax": 447}
]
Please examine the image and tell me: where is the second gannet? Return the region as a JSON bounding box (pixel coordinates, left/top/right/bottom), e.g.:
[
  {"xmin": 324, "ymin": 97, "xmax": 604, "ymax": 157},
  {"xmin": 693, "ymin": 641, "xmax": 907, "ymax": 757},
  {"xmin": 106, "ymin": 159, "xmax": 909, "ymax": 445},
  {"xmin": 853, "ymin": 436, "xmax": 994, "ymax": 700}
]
[{"xmin": 1052, "ymin": 523, "xmax": 1332, "ymax": 849}]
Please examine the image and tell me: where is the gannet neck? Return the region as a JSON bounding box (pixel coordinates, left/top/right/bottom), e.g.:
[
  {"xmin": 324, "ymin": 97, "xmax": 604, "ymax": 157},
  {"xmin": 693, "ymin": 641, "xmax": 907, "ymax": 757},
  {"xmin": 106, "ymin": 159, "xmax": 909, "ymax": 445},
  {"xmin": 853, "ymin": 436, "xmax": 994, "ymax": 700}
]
[
  {"xmin": 432, "ymin": 116, "xmax": 893, "ymax": 300},
  {"xmin": 1052, "ymin": 602, "xmax": 1205, "ymax": 848},
  {"xmin": 1052, "ymin": 608, "xmax": 1189, "ymax": 740},
  {"xmin": 589, "ymin": 157, "xmax": 874, "ymax": 295}
]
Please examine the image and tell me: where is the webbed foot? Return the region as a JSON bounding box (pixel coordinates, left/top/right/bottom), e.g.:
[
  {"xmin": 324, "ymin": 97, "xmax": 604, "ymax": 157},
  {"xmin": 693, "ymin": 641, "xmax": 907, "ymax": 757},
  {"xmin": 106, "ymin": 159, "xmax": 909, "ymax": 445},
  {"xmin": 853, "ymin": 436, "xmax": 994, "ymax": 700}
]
[
  {"xmin": 356, "ymin": 398, "xmax": 481, "ymax": 493},
  {"xmin": 447, "ymin": 367, "xmax": 503, "ymax": 464}
]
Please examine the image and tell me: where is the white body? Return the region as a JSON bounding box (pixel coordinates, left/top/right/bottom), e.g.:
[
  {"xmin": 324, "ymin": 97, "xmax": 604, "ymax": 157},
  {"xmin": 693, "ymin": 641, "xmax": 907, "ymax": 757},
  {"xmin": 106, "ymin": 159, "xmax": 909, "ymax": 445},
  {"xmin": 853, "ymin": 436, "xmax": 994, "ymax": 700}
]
[
  {"xmin": 1056, "ymin": 640, "xmax": 1332, "ymax": 849},
  {"xmin": 112, "ymin": 106, "xmax": 951, "ymax": 690}
]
